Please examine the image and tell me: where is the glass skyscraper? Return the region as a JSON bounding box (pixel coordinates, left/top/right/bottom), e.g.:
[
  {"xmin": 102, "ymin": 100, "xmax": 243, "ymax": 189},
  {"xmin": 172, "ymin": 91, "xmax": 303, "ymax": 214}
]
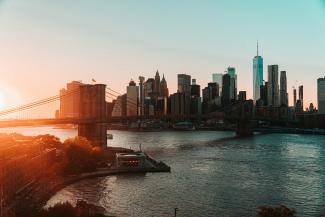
[{"xmin": 253, "ymin": 43, "xmax": 263, "ymax": 102}]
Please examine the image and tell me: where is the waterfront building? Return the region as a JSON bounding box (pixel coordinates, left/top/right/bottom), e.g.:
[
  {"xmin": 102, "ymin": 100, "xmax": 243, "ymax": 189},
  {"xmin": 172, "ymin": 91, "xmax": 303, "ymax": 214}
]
[
  {"xmin": 238, "ymin": 91, "xmax": 247, "ymax": 101},
  {"xmin": 299, "ymin": 85, "xmax": 304, "ymax": 110},
  {"xmin": 221, "ymin": 74, "xmax": 231, "ymax": 106},
  {"xmin": 115, "ymin": 152, "xmax": 146, "ymax": 169},
  {"xmin": 212, "ymin": 73, "xmax": 223, "ymax": 95},
  {"xmin": 178, "ymin": 74, "xmax": 191, "ymax": 94},
  {"xmin": 280, "ymin": 71, "xmax": 288, "ymax": 106},
  {"xmin": 59, "ymin": 81, "xmax": 83, "ymax": 118},
  {"xmin": 267, "ymin": 65, "xmax": 280, "ymax": 106},
  {"xmin": 318, "ymin": 77, "xmax": 325, "ymax": 114},
  {"xmin": 253, "ymin": 42, "xmax": 263, "ymax": 102},
  {"xmin": 169, "ymin": 92, "xmax": 190, "ymax": 116},
  {"xmin": 227, "ymin": 67, "xmax": 237, "ymax": 101},
  {"xmin": 126, "ymin": 80, "xmax": 138, "ymax": 116}
]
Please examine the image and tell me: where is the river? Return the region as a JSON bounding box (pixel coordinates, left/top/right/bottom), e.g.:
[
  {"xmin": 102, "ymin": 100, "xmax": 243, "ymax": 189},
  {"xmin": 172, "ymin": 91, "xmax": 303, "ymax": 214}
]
[{"xmin": 1, "ymin": 127, "xmax": 325, "ymax": 216}]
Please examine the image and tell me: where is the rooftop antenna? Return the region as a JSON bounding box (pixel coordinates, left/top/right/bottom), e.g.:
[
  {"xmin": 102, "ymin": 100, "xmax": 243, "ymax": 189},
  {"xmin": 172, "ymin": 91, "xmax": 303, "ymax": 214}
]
[{"xmin": 257, "ymin": 40, "xmax": 259, "ymax": 56}]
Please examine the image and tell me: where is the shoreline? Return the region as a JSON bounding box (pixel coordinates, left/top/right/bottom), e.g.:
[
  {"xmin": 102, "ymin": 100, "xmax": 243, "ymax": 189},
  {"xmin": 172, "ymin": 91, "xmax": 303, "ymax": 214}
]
[{"xmin": 10, "ymin": 151, "xmax": 170, "ymax": 216}]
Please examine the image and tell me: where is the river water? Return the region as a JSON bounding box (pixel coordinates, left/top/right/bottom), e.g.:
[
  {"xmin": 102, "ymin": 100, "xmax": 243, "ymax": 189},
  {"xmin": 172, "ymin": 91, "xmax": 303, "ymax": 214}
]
[{"xmin": 2, "ymin": 127, "xmax": 325, "ymax": 216}]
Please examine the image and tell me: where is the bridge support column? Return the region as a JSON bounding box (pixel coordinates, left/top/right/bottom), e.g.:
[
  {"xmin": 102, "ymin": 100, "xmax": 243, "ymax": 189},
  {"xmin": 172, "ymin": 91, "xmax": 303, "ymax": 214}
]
[
  {"xmin": 78, "ymin": 123, "xmax": 107, "ymax": 147},
  {"xmin": 78, "ymin": 84, "xmax": 107, "ymax": 147},
  {"xmin": 236, "ymin": 119, "xmax": 253, "ymax": 137}
]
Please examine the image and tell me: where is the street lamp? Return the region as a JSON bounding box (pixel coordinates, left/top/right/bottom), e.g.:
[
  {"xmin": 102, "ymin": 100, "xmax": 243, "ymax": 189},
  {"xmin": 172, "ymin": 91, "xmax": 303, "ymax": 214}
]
[{"xmin": 174, "ymin": 208, "xmax": 178, "ymax": 217}]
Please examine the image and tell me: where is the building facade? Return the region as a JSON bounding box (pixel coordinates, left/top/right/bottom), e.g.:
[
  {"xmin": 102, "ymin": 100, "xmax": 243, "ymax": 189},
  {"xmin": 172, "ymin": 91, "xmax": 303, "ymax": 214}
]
[
  {"xmin": 227, "ymin": 67, "xmax": 237, "ymax": 101},
  {"xmin": 280, "ymin": 71, "xmax": 288, "ymax": 106},
  {"xmin": 221, "ymin": 74, "xmax": 231, "ymax": 106},
  {"xmin": 212, "ymin": 73, "xmax": 223, "ymax": 95},
  {"xmin": 177, "ymin": 74, "xmax": 191, "ymax": 94},
  {"xmin": 253, "ymin": 44, "xmax": 263, "ymax": 102},
  {"xmin": 126, "ymin": 80, "xmax": 139, "ymax": 116},
  {"xmin": 318, "ymin": 77, "xmax": 325, "ymax": 114},
  {"xmin": 267, "ymin": 65, "xmax": 280, "ymax": 106},
  {"xmin": 59, "ymin": 81, "xmax": 83, "ymax": 118}
]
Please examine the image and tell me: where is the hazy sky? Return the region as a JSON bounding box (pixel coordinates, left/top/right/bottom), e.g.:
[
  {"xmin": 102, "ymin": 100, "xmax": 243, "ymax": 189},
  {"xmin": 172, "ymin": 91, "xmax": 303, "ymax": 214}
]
[{"xmin": 0, "ymin": 0, "xmax": 324, "ymax": 113}]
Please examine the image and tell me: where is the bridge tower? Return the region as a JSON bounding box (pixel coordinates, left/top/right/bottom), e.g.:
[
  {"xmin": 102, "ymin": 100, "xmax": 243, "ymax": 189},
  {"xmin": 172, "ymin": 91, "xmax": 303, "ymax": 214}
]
[
  {"xmin": 78, "ymin": 84, "xmax": 107, "ymax": 147},
  {"xmin": 234, "ymin": 100, "xmax": 254, "ymax": 137}
]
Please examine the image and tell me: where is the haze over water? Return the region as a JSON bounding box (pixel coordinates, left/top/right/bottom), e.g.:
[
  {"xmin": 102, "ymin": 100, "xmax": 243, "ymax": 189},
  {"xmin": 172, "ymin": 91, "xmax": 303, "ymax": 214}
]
[{"xmin": 2, "ymin": 127, "xmax": 324, "ymax": 216}]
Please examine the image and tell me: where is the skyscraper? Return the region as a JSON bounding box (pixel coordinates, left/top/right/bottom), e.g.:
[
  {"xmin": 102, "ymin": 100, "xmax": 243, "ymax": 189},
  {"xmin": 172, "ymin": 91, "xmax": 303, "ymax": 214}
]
[
  {"xmin": 190, "ymin": 79, "xmax": 201, "ymax": 98},
  {"xmin": 138, "ymin": 76, "xmax": 145, "ymax": 116},
  {"xmin": 280, "ymin": 71, "xmax": 288, "ymax": 106},
  {"xmin": 293, "ymin": 88, "xmax": 297, "ymax": 107},
  {"xmin": 299, "ymin": 85, "xmax": 303, "ymax": 110},
  {"xmin": 160, "ymin": 74, "xmax": 169, "ymax": 97},
  {"xmin": 190, "ymin": 79, "xmax": 202, "ymax": 115},
  {"xmin": 222, "ymin": 74, "xmax": 231, "ymax": 106},
  {"xmin": 253, "ymin": 42, "xmax": 263, "ymax": 102},
  {"xmin": 177, "ymin": 74, "xmax": 191, "ymax": 94},
  {"xmin": 212, "ymin": 73, "xmax": 223, "ymax": 95},
  {"xmin": 318, "ymin": 77, "xmax": 325, "ymax": 114},
  {"xmin": 267, "ymin": 65, "xmax": 279, "ymax": 106},
  {"xmin": 154, "ymin": 70, "xmax": 161, "ymax": 97},
  {"xmin": 227, "ymin": 67, "xmax": 237, "ymax": 101},
  {"xmin": 59, "ymin": 81, "xmax": 83, "ymax": 118},
  {"xmin": 126, "ymin": 79, "xmax": 138, "ymax": 116}
]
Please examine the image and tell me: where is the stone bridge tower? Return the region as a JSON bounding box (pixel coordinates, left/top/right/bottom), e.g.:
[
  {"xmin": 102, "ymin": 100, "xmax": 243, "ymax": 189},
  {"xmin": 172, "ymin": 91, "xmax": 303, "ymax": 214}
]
[{"xmin": 78, "ymin": 84, "xmax": 107, "ymax": 147}]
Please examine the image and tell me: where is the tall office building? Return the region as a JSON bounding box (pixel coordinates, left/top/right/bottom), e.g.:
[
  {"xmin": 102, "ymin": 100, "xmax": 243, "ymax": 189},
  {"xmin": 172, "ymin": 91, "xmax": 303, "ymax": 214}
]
[
  {"xmin": 212, "ymin": 73, "xmax": 223, "ymax": 95},
  {"xmin": 253, "ymin": 42, "xmax": 263, "ymax": 102},
  {"xmin": 227, "ymin": 67, "xmax": 237, "ymax": 100},
  {"xmin": 154, "ymin": 70, "xmax": 161, "ymax": 97},
  {"xmin": 280, "ymin": 71, "xmax": 288, "ymax": 106},
  {"xmin": 138, "ymin": 76, "xmax": 145, "ymax": 116},
  {"xmin": 60, "ymin": 81, "xmax": 83, "ymax": 118},
  {"xmin": 238, "ymin": 91, "xmax": 247, "ymax": 101},
  {"xmin": 299, "ymin": 85, "xmax": 304, "ymax": 110},
  {"xmin": 259, "ymin": 82, "xmax": 268, "ymax": 106},
  {"xmin": 221, "ymin": 74, "xmax": 231, "ymax": 106},
  {"xmin": 190, "ymin": 79, "xmax": 202, "ymax": 115},
  {"xmin": 126, "ymin": 80, "xmax": 139, "ymax": 116},
  {"xmin": 318, "ymin": 77, "xmax": 325, "ymax": 114},
  {"xmin": 267, "ymin": 65, "xmax": 279, "ymax": 106},
  {"xmin": 293, "ymin": 88, "xmax": 297, "ymax": 107},
  {"xmin": 190, "ymin": 79, "xmax": 201, "ymax": 98},
  {"xmin": 177, "ymin": 74, "xmax": 191, "ymax": 94},
  {"xmin": 144, "ymin": 78, "xmax": 154, "ymax": 98},
  {"xmin": 160, "ymin": 74, "xmax": 169, "ymax": 97}
]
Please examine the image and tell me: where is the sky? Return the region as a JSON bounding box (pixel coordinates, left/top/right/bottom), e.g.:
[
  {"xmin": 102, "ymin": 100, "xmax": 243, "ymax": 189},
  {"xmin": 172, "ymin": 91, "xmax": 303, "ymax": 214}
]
[{"xmin": 0, "ymin": 0, "xmax": 324, "ymax": 115}]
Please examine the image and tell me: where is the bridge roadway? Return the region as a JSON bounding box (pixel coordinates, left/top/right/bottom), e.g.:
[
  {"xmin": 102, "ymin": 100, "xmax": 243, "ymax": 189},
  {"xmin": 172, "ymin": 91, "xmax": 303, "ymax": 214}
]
[
  {"xmin": 0, "ymin": 118, "xmax": 105, "ymax": 128},
  {"xmin": 0, "ymin": 115, "xmax": 296, "ymax": 128}
]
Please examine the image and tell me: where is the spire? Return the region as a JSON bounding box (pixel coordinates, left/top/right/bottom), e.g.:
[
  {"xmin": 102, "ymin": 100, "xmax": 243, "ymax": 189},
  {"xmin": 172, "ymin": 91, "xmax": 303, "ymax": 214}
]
[
  {"xmin": 257, "ymin": 40, "xmax": 259, "ymax": 56},
  {"xmin": 155, "ymin": 69, "xmax": 159, "ymax": 77},
  {"xmin": 161, "ymin": 74, "xmax": 166, "ymax": 82}
]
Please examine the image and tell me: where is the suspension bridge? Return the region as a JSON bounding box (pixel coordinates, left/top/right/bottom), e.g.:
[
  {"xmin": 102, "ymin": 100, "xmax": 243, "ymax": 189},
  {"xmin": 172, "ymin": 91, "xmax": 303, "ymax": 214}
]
[{"xmin": 0, "ymin": 82, "xmax": 289, "ymax": 147}]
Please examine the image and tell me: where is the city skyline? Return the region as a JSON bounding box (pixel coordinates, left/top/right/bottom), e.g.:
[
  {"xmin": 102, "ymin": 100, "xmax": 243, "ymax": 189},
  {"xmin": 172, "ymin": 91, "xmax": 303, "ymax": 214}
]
[{"xmin": 0, "ymin": 0, "xmax": 324, "ymax": 110}]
